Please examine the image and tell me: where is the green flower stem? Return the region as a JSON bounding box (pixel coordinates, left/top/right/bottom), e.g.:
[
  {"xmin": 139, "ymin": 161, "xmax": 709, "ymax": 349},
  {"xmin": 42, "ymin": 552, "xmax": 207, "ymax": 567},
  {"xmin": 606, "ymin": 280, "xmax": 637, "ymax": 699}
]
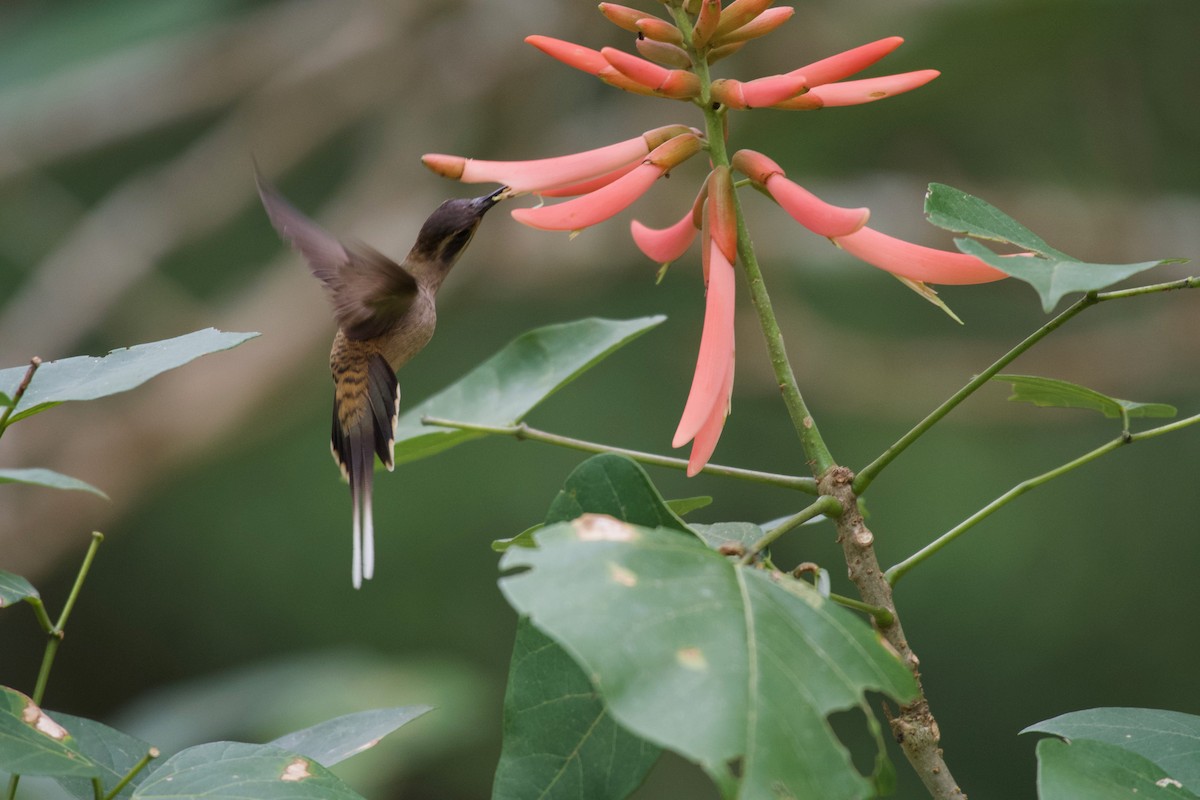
[
  {"xmin": 0, "ymin": 357, "xmax": 41, "ymax": 438},
  {"xmin": 853, "ymin": 275, "xmax": 1199, "ymax": 495},
  {"xmin": 885, "ymin": 411, "xmax": 1200, "ymax": 585},
  {"xmin": 740, "ymin": 495, "xmax": 842, "ymax": 564},
  {"xmin": 31, "ymin": 531, "xmax": 104, "ymax": 705},
  {"xmin": 828, "ymin": 592, "xmax": 895, "ymax": 627},
  {"xmin": 420, "ymin": 416, "xmax": 818, "ymax": 493}
]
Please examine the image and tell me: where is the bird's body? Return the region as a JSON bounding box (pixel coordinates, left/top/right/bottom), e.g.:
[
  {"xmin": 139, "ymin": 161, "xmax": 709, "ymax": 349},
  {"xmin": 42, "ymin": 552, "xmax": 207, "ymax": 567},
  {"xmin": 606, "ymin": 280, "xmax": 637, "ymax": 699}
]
[{"xmin": 256, "ymin": 172, "xmax": 502, "ymax": 587}]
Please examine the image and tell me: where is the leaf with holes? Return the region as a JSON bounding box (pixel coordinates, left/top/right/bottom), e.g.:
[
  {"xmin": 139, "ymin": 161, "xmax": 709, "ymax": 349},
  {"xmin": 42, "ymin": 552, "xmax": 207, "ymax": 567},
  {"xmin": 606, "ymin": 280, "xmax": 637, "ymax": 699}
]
[{"xmin": 500, "ymin": 518, "xmax": 917, "ymax": 799}]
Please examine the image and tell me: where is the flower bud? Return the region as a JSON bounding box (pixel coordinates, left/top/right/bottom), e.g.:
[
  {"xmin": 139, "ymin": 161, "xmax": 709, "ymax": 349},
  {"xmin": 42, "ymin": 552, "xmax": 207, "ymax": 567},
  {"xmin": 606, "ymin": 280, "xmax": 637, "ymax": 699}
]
[
  {"xmin": 710, "ymin": 5, "xmax": 793, "ymax": 46},
  {"xmin": 420, "ymin": 153, "xmax": 465, "ymax": 180},
  {"xmin": 789, "ymin": 36, "xmax": 904, "ymax": 87},
  {"xmin": 765, "ymin": 174, "xmax": 868, "ymax": 237},
  {"xmin": 710, "ymin": 73, "xmax": 807, "ymax": 108},
  {"xmin": 636, "ymin": 37, "xmax": 693, "ymax": 69},
  {"xmin": 422, "ymin": 125, "xmax": 694, "ymax": 193},
  {"xmin": 596, "ymin": 66, "xmax": 661, "ymax": 96},
  {"xmin": 706, "ymin": 166, "xmax": 738, "ymax": 263},
  {"xmin": 691, "ymin": 0, "xmax": 723, "ymax": 49},
  {"xmin": 645, "ymin": 131, "xmax": 704, "ymax": 169},
  {"xmin": 834, "ymin": 226, "xmax": 1008, "ymax": 284},
  {"xmin": 539, "ymin": 162, "xmax": 640, "ymax": 197},
  {"xmin": 730, "ymin": 148, "xmax": 784, "ymax": 184},
  {"xmin": 598, "ymin": 2, "xmax": 648, "ymax": 32},
  {"xmin": 525, "ymin": 35, "xmax": 608, "ymax": 75},
  {"xmin": 635, "ymin": 17, "xmax": 685, "ymax": 46},
  {"xmin": 713, "ymin": 0, "xmax": 774, "ymax": 39},
  {"xmin": 803, "ymin": 70, "xmax": 939, "ymax": 107},
  {"xmin": 510, "ymin": 133, "xmax": 701, "ymax": 231},
  {"xmin": 706, "ymin": 41, "xmax": 746, "ymax": 64},
  {"xmin": 602, "ymin": 47, "xmax": 701, "ymax": 98}
]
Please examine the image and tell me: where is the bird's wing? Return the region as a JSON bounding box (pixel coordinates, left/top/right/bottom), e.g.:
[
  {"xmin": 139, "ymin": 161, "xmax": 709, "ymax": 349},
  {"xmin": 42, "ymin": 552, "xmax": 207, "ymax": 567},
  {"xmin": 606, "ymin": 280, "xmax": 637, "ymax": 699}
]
[{"xmin": 256, "ymin": 171, "xmax": 418, "ymax": 340}]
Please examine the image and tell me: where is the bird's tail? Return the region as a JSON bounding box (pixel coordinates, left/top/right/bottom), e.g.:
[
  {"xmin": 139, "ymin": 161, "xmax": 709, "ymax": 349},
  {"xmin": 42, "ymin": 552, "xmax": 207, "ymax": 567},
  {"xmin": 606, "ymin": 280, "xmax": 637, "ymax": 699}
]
[{"xmin": 331, "ymin": 353, "xmax": 399, "ymax": 588}]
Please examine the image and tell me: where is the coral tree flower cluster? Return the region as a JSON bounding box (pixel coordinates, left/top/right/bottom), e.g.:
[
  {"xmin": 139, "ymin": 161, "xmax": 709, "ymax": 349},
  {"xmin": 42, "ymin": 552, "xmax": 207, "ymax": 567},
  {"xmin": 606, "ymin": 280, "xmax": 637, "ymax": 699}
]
[{"xmin": 422, "ymin": 0, "xmax": 1007, "ymax": 475}]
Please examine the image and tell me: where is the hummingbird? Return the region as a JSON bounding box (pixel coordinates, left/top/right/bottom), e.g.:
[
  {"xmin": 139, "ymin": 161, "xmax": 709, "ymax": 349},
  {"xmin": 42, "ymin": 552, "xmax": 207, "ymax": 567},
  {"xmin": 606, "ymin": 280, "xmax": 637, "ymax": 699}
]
[{"xmin": 256, "ymin": 171, "xmax": 505, "ymax": 588}]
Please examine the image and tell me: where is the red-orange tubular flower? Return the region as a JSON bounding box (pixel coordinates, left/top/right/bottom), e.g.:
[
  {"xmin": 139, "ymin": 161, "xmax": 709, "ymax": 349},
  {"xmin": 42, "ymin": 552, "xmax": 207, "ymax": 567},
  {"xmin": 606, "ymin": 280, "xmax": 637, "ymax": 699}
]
[
  {"xmin": 509, "ymin": 132, "xmax": 703, "ymax": 231},
  {"xmin": 422, "ymin": 124, "xmax": 694, "ymax": 194}
]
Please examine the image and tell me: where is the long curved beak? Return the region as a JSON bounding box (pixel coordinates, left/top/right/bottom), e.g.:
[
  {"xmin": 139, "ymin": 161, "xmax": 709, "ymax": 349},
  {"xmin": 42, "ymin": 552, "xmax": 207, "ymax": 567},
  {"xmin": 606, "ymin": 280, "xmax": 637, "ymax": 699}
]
[{"xmin": 471, "ymin": 185, "xmax": 511, "ymax": 213}]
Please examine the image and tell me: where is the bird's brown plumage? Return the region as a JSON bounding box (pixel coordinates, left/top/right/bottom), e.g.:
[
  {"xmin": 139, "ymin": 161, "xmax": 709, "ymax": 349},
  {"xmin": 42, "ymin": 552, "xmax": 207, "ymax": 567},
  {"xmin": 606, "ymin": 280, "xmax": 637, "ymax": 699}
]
[{"xmin": 256, "ymin": 170, "xmax": 502, "ymax": 587}]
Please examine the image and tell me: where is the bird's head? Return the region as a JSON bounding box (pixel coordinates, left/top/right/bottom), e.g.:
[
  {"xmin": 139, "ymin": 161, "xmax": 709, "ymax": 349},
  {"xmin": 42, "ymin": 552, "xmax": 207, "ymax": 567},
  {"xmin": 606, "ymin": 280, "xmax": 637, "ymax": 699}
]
[{"xmin": 411, "ymin": 186, "xmax": 508, "ymax": 265}]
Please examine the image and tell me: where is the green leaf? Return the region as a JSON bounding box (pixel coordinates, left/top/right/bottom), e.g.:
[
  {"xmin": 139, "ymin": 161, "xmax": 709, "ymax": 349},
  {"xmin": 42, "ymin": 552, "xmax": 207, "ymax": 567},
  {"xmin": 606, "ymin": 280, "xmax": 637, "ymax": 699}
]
[
  {"xmin": 544, "ymin": 454, "xmax": 691, "ymax": 534},
  {"xmin": 1035, "ymin": 738, "xmax": 1198, "ymax": 799},
  {"xmin": 0, "ymin": 392, "xmax": 11, "ymax": 407},
  {"xmin": 924, "ymin": 183, "xmax": 1175, "ymax": 312},
  {"xmin": 132, "ymin": 742, "xmax": 364, "ymax": 800},
  {"xmin": 0, "ymin": 468, "xmax": 109, "ymax": 499},
  {"xmin": 492, "ymin": 524, "xmax": 543, "ymax": 553},
  {"xmin": 690, "ymin": 522, "xmax": 763, "ymax": 553},
  {"xmin": 0, "ymin": 687, "xmax": 98, "ymax": 778},
  {"xmin": 958, "ymin": 238, "xmax": 1167, "ymax": 313},
  {"xmin": 994, "ymin": 374, "xmax": 1177, "ymax": 421},
  {"xmin": 500, "ymin": 519, "xmax": 918, "ymax": 799},
  {"xmin": 0, "ymin": 329, "xmax": 258, "ymax": 426},
  {"xmin": 393, "ymin": 317, "xmax": 664, "ymax": 466},
  {"xmin": 491, "ymin": 619, "xmax": 660, "ymax": 800},
  {"xmin": 492, "ymin": 454, "xmax": 683, "ymax": 800},
  {"xmin": 665, "ymin": 496, "xmax": 712, "ymax": 517},
  {"xmin": 1025, "ymin": 708, "xmax": 1200, "ymax": 792},
  {"xmin": 0, "ymin": 571, "xmax": 39, "ymax": 608},
  {"xmin": 926, "ymin": 182, "xmax": 1066, "ymax": 257},
  {"xmin": 268, "ymin": 707, "xmax": 431, "ymax": 768},
  {"xmin": 49, "ymin": 713, "xmax": 154, "ymax": 800}
]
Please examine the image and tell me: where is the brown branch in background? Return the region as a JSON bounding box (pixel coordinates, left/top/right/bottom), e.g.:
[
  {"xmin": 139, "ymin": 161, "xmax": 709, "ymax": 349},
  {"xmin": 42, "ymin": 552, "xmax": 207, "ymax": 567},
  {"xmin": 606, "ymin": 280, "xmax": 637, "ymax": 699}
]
[{"xmin": 819, "ymin": 466, "xmax": 966, "ymax": 800}]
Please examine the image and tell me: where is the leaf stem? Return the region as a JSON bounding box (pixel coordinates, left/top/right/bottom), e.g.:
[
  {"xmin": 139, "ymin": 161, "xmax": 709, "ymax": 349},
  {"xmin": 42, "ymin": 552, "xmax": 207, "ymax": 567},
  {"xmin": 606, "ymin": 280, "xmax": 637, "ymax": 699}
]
[
  {"xmin": 420, "ymin": 416, "xmax": 817, "ymax": 493},
  {"xmin": 740, "ymin": 495, "xmax": 842, "ymax": 564},
  {"xmin": 828, "ymin": 592, "xmax": 895, "ymax": 627},
  {"xmin": 101, "ymin": 747, "xmax": 160, "ymax": 800},
  {"xmin": 31, "ymin": 532, "xmax": 104, "ymax": 705},
  {"xmin": 885, "ymin": 412, "xmax": 1200, "ymax": 585},
  {"xmin": 0, "ymin": 357, "xmax": 41, "ymax": 438}
]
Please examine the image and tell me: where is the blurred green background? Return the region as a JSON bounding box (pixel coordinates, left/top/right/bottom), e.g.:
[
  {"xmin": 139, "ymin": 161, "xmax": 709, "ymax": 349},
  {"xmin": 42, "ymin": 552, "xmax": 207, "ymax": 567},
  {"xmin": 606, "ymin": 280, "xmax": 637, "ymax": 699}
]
[{"xmin": 1, "ymin": 0, "xmax": 1197, "ymax": 798}]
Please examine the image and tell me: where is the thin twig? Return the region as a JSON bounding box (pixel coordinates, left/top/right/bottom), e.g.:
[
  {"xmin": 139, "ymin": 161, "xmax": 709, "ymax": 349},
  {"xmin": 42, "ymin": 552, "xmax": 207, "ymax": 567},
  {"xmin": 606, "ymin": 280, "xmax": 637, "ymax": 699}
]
[
  {"xmin": 854, "ymin": 275, "xmax": 1199, "ymax": 494},
  {"xmin": 0, "ymin": 357, "xmax": 42, "ymax": 437},
  {"xmin": 740, "ymin": 496, "xmax": 842, "ymax": 564},
  {"xmin": 886, "ymin": 412, "xmax": 1200, "ymax": 585},
  {"xmin": 419, "ymin": 416, "xmax": 819, "ymax": 492}
]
